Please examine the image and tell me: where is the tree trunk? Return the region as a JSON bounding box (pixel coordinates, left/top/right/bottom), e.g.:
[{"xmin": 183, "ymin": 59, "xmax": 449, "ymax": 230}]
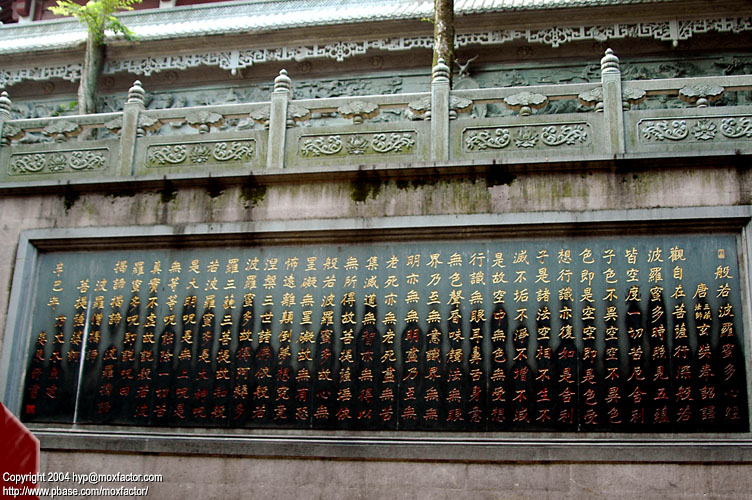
[
  {"xmin": 433, "ymin": 0, "xmax": 454, "ymax": 84},
  {"xmin": 79, "ymin": 29, "xmax": 104, "ymax": 115}
]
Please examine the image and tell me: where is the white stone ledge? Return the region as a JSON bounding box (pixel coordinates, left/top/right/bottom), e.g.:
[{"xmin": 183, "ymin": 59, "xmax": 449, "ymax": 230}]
[
  {"xmin": 0, "ymin": 151, "xmax": 747, "ymax": 196},
  {"xmin": 29, "ymin": 427, "xmax": 752, "ymax": 462}
]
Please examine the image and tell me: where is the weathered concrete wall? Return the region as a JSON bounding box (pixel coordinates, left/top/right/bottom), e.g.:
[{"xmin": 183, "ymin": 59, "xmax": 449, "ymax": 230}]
[
  {"xmin": 2, "ymin": 165, "xmax": 750, "ymax": 347},
  {"xmin": 40, "ymin": 450, "xmax": 752, "ymax": 499},
  {"xmin": 2, "ymin": 162, "xmax": 751, "ymax": 498}
]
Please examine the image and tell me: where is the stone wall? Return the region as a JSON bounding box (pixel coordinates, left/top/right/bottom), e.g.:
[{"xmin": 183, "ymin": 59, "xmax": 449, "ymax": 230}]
[
  {"xmin": 2, "ymin": 162, "xmax": 749, "ymax": 356},
  {"xmin": 1, "ymin": 159, "xmax": 751, "ymax": 498},
  {"xmin": 38, "ymin": 451, "xmax": 752, "ymax": 500}
]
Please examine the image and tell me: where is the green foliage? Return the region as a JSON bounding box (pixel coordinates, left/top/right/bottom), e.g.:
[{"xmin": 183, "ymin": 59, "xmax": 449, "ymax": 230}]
[
  {"xmin": 49, "ymin": 0, "xmax": 141, "ymax": 43},
  {"xmin": 51, "ymin": 101, "xmax": 78, "ymax": 116}
]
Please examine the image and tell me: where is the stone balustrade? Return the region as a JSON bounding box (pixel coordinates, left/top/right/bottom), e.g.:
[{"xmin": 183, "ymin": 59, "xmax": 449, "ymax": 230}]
[{"xmin": 1, "ymin": 50, "xmax": 751, "ymax": 188}]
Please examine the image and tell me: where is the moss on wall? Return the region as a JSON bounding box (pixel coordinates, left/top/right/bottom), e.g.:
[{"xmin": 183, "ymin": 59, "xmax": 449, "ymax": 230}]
[
  {"xmin": 62, "ymin": 184, "xmax": 79, "ymax": 213},
  {"xmin": 350, "ymin": 169, "xmax": 382, "ymax": 202},
  {"xmin": 239, "ymin": 174, "xmax": 267, "ymax": 208}
]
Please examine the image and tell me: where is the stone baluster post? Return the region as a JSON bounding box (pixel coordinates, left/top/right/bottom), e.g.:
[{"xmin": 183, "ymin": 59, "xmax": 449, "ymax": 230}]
[
  {"xmin": 267, "ymin": 70, "xmax": 291, "ymax": 169},
  {"xmin": 601, "ymin": 49, "xmax": 626, "ymax": 156},
  {"xmin": 119, "ymin": 80, "xmax": 145, "ymax": 176},
  {"xmin": 431, "ymin": 58, "xmax": 450, "ymax": 162},
  {"xmin": 0, "ymin": 91, "xmax": 12, "ymax": 147}
]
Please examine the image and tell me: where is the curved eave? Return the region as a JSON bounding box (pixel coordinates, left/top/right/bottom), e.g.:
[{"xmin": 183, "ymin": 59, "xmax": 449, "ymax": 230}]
[
  {"xmin": 453, "ymin": 0, "xmax": 674, "ymax": 11},
  {"xmin": 0, "ymin": 0, "xmax": 680, "ymax": 56}
]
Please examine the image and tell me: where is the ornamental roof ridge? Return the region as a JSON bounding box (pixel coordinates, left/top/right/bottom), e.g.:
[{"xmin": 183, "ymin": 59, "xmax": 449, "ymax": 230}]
[
  {"xmin": 454, "ymin": 0, "xmax": 671, "ymax": 10},
  {"xmin": 0, "ymin": 0, "xmax": 678, "ymax": 55}
]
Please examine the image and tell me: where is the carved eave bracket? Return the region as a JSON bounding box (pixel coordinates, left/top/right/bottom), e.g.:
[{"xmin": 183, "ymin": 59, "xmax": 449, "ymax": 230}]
[
  {"xmin": 105, "ymin": 114, "xmax": 161, "ymax": 137},
  {"xmin": 406, "ymin": 95, "xmax": 472, "ymax": 121},
  {"xmin": 250, "ymin": 104, "xmax": 311, "ymax": 129},
  {"xmin": 449, "ymin": 96, "xmax": 473, "ymax": 119},
  {"xmin": 679, "ymin": 84, "xmax": 725, "ymax": 108},
  {"xmin": 407, "ymin": 96, "xmax": 431, "ymax": 121},
  {"xmin": 578, "ymin": 86, "xmax": 604, "ymax": 112},
  {"xmin": 287, "ymin": 104, "xmax": 312, "ymax": 127},
  {"xmin": 337, "ymin": 100, "xmax": 379, "ymax": 124},
  {"xmin": 249, "ymin": 107, "xmax": 271, "ymax": 128},
  {"xmin": 42, "ymin": 120, "xmax": 81, "ymax": 142},
  {"xmin": 2, "ymin": 123, "xmax": 25, "ymax": 145},
  {"xmin": 622, "ymin": 86, "xmax": 647, "ymax": 110},
  {"xmin": 186, "ymin": 110, "xmax": 224, "ymax": 134},
  {"xmin": 503, "ymin": 91, "xmax": 548, "ymax": 116},
  {"xmin": 578, "ymin": 85, "xmax": 646, "ymax": 111}
]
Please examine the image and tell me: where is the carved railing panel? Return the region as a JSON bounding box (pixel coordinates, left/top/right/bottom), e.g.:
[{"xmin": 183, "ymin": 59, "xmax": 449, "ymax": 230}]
[
  {"xmin": 637, "ymin": 116, "xmax": 752, "ymax": 143},
  {"xmin": 146, "ymin": 140, "xmax": 255, "ymax": 168},
  {"xmin": 284, "ymin": 120, "xmax": 428, "ymax": 168},
  {"xmin": 1, "ymin": 113, "xmax": 123, "ymax": 147},
  {"xmin": 464, "ymin": 123, "xmax": 590, "ymax": 151},
  {"xmin": 452, "ymin": 113, "xmax": 603, "ymax": 161},
  {"xmin": 133, "ymin": 130, "xmax": 265, "ymax": 174},
  {"xmin": 1, "ymin": 65, "xmax": 752, "ymax": 184},
  {"xmin": 8, "ymin": 148, "xmax": 110, "ymax": 176},
  {"xmin": 299, "ymin": 132, "xmax": 416, "ymax": 158},
  {"xmin": 626, "ymin": 107, "xmax": 752, "ymax": 153}
]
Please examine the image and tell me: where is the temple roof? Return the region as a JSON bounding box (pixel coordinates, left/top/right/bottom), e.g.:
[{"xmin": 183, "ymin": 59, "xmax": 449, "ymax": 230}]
[{"xmin": 0, "ymin": 0, "xmax": 677, "ymax": 55}]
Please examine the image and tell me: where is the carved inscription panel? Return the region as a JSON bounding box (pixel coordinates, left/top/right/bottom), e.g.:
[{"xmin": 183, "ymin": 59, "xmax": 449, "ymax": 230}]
[{"xmin": 21, "ymin": 233, "xmax": 748, "ymax": 432}]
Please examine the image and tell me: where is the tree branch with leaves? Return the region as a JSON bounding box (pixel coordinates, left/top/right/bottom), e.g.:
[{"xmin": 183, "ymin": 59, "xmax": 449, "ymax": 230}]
[{"xmin": 49, "ymin": 0, "xmax": 141, "ymax": 115}]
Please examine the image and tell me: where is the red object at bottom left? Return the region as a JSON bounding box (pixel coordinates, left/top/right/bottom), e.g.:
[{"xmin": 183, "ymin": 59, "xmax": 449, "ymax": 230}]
[{"xmin": 1, "ymin": 402, "xmax": 40, "ymax": 500}]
